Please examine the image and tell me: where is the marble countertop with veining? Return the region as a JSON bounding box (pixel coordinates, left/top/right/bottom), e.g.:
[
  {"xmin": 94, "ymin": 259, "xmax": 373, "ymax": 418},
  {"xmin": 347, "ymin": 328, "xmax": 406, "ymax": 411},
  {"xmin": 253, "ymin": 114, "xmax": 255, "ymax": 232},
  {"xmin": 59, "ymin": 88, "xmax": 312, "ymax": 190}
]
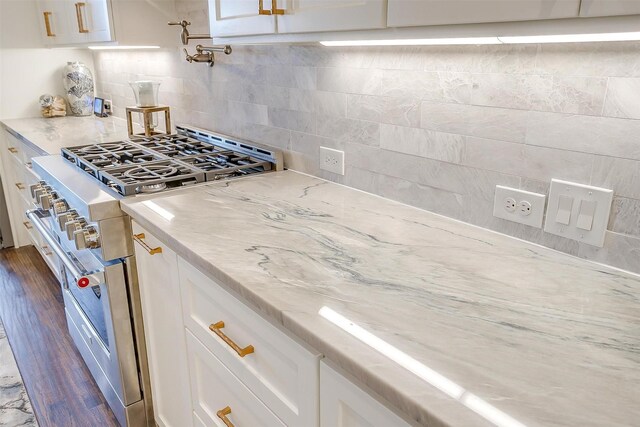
[
  {"xmin": 0, "ymin": 116, "xmax": 131, "ymax": 155},
  {"xmin": 121, "ymin": 170, "xmax": 640, "ymax": 427}
]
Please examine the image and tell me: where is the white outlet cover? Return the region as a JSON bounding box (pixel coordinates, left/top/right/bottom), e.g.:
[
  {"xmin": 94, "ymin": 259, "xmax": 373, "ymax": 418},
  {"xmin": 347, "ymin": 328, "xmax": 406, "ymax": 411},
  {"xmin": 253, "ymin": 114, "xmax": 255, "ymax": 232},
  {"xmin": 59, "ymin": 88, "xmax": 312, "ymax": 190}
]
[
  {"xmin": 319, "ymin": 146, "xmax": 345, "ymax": 175},
  {"xmin": 493, "ymin": 185, "xmax": 546, "ymax": 228},
  {"xmin": 544, "ymin": 179, "xmax": 613, "ymax": 247}
]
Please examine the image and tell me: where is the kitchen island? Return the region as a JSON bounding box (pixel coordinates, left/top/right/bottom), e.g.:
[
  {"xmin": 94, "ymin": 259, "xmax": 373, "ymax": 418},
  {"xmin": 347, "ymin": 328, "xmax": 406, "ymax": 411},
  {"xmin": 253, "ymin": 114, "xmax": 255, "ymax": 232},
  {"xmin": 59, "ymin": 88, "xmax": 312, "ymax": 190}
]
[{"xmin": 122, "ymin": 170, "xmax": 640, "ymax": 427}]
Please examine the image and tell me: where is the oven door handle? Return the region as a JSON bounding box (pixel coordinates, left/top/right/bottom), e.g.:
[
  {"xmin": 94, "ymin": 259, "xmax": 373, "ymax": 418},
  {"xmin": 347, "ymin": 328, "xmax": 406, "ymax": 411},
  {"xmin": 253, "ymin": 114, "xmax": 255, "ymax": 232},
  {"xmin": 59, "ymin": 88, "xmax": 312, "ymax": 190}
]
[{"xmin": 27, "ymin": 209, "xmax": 104, "ymax": 288}]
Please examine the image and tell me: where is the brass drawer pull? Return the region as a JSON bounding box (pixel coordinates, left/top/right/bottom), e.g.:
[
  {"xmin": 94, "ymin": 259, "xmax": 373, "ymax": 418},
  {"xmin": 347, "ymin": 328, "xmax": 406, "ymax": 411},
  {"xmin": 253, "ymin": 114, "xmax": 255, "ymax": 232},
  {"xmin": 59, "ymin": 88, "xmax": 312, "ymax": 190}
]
[
  {"xmin": 209, "ymin": 321, "xmax": 254, "ymax": 357},
  {"xmin": 8, "ymin": 147, "xmax": 18, "ymax": 154},
  {"xmin": 15, "ymin": 183, "xmax": 25, "ymax": 190},
  {"xmin": 23, "ymin": 221, "xmax": 33, "ymax": 230},
  {"xmin": 132, "ymin": 233, "xmax": 162, "ymax": 255},
  {"xmin": 272, "ymin": 0, "xmax": 284, "ymax": 14},
  {"xmin": 43, "ymin": 11, "xmax": 55, "ymax": 37},
  {"xmin": 216, "ymin": 406, "xmax": 234, "ymax": 427},
  {"xmin": 258, "ymin": 0, "xmax": 272, "ymax": 15},
  {"xmin": 42, "ymin": 245, "xmax": 53, "ymax": 256},
  {"xmin": 75, "ymin": 2, "xmax": 89, "ymax": 33}
]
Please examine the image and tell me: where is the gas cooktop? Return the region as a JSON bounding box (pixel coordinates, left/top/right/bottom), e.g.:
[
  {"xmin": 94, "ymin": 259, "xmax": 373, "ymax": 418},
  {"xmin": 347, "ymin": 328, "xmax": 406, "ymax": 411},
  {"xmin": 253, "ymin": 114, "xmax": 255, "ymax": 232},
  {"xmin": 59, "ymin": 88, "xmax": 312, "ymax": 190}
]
[{"xmin": 61, "ymin": 125, "xmax": 283, "ymax": 196}]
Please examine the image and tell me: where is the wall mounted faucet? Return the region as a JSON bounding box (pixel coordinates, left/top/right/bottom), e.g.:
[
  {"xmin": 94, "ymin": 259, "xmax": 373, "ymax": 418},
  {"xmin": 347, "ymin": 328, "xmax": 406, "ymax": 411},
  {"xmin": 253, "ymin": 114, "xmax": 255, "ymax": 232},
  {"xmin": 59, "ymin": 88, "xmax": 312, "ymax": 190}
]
[
  {"xmin": 183, "ymin": 44, "xmax": 232, "ymax": 67},
  {"xmin": 169, "ymin": 20, "xmax": 232, "ymax": 67},
  {"xmin": 168, "ymin": 20, "xmax": 211, "ymax": 45}
]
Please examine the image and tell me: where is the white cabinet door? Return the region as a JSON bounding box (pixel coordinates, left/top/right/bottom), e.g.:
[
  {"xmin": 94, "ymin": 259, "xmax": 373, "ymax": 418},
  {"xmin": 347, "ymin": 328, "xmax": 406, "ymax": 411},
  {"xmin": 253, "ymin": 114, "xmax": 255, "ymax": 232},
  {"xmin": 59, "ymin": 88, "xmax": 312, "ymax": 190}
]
[
  {"xmin": 132, "ymin": 221, "xmax": 193, "ymax": 427},
  {"xmin": 36, "ymin": 0, "xmax": 75, "ymax": 45},
  {"xmin": 209, "ymin": 0, "xmax": 276, "ymax": 37},
  {"xmin": 579, "ymin": 0, "xmax": 640, "ymax": 17},
  {"xmin": 277, "ymin": 0, "xmax": 387, "ymax": 34},
  {"xmin": 320, "ymin": 362, "xmax": 412, "ymax": 427},
  {"xmin": 387, "ymin": 0, "xmax": 581, "ymax": 27},
  {"xmin": 67, "ymin": 0, "xmax": 113, "ymax": 43}
]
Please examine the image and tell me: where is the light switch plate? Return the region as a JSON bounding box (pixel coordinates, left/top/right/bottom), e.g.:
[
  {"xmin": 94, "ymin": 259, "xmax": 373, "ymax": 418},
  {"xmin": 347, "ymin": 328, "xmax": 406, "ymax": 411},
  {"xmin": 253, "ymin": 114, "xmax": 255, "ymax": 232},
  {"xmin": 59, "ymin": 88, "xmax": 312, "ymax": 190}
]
[
  {"xmin": 544, "ymin": 179, "xmax": 613, "ymax": 247},
  {"xmin": 493, "ymin": 186, "xmax": 546, "ymax": 228}
]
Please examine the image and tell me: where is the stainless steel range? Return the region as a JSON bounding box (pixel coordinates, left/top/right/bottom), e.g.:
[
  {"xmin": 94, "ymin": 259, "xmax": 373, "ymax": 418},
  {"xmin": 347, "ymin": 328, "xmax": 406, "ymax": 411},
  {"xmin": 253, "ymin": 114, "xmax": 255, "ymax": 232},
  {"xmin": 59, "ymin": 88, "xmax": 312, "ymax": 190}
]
[{"xmin": 26, "ymin": 126, "xmax": 283, "ymax": 426}]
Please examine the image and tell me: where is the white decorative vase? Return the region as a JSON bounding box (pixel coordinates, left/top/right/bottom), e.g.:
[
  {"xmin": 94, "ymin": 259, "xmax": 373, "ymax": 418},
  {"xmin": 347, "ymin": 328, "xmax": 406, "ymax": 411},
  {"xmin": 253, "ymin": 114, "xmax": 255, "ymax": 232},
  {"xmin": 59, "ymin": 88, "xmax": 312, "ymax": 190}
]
[{"xmin": 63, "ymin": 61, "xmax": 94, "ymax": 116}]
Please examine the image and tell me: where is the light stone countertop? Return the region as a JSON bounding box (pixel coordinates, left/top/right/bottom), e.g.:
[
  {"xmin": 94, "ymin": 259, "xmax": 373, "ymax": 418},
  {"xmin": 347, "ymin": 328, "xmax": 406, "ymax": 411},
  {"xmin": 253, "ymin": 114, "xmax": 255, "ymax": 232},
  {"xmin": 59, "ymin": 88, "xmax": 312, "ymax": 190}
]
[
  {"xmin": 0, "ymin": 116, "xmax": 131, "ymax": 155},
  {"xmin": 122, "ymin": 170, "xmax": 640, "ymax": 427}
]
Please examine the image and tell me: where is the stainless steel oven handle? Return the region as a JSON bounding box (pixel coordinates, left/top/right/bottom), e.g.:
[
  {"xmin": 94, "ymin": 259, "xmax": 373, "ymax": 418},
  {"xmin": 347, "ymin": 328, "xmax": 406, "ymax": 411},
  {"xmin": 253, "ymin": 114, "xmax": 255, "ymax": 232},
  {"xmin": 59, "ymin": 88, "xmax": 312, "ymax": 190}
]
[{"xmin": 26, "ymin": 209, "xmax": 104, "ymax": 287}]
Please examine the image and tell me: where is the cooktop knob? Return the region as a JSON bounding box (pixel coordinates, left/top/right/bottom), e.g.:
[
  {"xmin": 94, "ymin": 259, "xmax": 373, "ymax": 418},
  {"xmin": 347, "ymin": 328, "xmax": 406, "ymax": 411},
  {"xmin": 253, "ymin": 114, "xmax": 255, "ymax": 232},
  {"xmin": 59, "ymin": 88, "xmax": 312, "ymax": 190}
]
[
  {"xmin": 57, "ymin": 209, "xmax": 78, "ymax": 232},
  {"xmin": 29, "ymin": 181, "xmax": 46, "ymax": 198},
  {"xmin": 65, "ymin": 218, "xmax": 87, "ymax": 240},
  {"xmin": 52, "ymin": 199, "xmax": 69, "ymax": 216},
  {"xmin": 73, "ymin": 226, "xmax": 100, "ymax": 250},
  {"xmin": 39, "ymin": 190, "xmax": 58, "ymax": 210}
]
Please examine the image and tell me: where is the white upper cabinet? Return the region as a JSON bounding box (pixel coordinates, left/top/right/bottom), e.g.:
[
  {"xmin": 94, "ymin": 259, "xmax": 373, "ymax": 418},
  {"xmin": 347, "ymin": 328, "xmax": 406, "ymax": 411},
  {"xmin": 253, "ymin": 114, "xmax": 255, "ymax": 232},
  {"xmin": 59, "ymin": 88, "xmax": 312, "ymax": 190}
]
[
  {"xmin": 72, "ymin": 0, "xmax": 113, "ymax": 43},
  {"xmin": 36, "ymin": 0, "xmax": 176, "ymax": 47},
  {"xmin": 277, "ymin": 0, "xmax": 387, "ymax": 34},
  {"xmin": 209, "ymin": 0, "xmax": 277, "ymax": 37},
  {"xmin": 579, "ymin": 0, "xmax": 640, "ymax": 17},
  {"xmin": 36, "ymin": 0, "xmax": 75, "ymax": 44},
  {"xmin": 209, "ymin": 0, "xmax": 386, "ymax": 37},
  {"xmin": 387, "ymin": 0, "xmax": 581, "ymax": 27}
]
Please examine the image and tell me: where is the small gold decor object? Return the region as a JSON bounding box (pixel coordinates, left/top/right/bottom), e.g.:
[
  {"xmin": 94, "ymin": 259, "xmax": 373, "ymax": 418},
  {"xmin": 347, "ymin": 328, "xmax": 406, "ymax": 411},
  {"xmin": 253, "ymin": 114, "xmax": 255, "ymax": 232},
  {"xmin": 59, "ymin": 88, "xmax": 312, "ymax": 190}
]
[{"xmin": 125, "ymin": 106, "xmax": 171, "ymax": 137}]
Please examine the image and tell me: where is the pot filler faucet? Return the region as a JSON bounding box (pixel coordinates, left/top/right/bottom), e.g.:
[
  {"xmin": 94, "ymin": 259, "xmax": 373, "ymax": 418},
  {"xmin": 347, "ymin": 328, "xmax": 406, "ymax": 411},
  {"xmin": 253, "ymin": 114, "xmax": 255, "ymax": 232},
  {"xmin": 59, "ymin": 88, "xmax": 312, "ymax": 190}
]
[{"xmin": 168, "ymin": 20, "xmax": 232, "ymax": 67}]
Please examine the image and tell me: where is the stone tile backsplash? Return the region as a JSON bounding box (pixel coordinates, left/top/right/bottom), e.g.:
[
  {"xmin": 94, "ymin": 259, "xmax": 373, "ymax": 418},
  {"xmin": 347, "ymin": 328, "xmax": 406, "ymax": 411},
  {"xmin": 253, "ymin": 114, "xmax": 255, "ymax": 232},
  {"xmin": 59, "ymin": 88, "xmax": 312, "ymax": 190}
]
[{"xmin": 92, "ymin": 41, "xmax": 640, "ymax": 274}]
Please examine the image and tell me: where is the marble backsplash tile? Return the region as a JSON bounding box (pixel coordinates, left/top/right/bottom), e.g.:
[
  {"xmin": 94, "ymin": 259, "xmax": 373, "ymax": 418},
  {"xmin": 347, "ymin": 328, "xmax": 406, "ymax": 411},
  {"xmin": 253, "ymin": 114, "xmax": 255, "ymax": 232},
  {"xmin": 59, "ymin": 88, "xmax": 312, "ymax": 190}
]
[{"xmin": 92, "ymin": 41, "xmax": 640, "ymax": 274}]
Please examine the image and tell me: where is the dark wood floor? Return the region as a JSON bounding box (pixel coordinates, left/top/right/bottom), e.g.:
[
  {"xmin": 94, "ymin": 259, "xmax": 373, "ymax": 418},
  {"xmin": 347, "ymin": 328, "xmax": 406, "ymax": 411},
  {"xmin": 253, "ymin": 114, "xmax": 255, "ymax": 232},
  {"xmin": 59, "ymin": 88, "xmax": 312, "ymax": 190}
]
[{"xmin": 0, "ymin": 246, "xmax": 119, "ymax": 427}]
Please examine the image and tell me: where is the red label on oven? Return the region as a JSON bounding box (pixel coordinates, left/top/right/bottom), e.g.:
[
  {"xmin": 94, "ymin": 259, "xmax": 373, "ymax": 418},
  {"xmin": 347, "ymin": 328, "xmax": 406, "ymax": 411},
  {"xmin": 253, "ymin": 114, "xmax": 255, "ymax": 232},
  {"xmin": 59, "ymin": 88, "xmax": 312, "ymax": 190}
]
[{"xmin": 77, "ymin": 277, "xmax": 90, "ymax": 288}]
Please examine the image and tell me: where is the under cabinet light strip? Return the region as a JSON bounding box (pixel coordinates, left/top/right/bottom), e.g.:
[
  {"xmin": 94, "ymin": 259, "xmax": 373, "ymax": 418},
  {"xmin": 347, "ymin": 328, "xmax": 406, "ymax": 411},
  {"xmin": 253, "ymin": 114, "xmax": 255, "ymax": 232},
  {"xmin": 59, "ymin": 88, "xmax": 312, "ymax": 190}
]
[
  {"xmin": 87, "ymin": 45, "xmax": 160, "ymax": 50},
  {"xmin": 320, "ymin": 31, "xmax": 640, "ymax": 47}
]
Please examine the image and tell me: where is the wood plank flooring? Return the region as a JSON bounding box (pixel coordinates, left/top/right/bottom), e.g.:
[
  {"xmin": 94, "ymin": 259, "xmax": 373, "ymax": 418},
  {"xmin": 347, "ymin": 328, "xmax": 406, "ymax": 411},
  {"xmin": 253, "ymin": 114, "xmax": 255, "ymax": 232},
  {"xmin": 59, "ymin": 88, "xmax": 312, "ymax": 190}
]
[{"xmin": 0, "ymin": 246, "xmax": 119, "ymax": 427}]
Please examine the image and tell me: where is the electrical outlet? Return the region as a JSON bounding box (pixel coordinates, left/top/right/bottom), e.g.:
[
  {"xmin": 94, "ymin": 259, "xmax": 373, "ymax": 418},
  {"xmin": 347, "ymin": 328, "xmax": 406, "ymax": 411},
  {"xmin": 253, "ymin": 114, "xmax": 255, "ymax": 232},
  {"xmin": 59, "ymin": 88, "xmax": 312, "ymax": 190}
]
[
  {"xmin": 493, "ymin": 185, "xmax": 546, "ymax": 228},
  {"xmin": 320, "ymin": 146, "xmax": 345, "ymax": 175},
  {"xmin": 104, "ymin": 99, "xmax": 113, "ymax": 115}
]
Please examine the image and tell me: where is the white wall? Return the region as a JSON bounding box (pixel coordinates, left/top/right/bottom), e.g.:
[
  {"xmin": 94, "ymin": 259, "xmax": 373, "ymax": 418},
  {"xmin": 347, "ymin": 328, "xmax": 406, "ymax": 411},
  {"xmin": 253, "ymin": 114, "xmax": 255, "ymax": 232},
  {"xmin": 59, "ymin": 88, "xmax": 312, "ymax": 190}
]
[{"xmin": 0, "ymin": 0, "xmax": 95, "ymax": 119}]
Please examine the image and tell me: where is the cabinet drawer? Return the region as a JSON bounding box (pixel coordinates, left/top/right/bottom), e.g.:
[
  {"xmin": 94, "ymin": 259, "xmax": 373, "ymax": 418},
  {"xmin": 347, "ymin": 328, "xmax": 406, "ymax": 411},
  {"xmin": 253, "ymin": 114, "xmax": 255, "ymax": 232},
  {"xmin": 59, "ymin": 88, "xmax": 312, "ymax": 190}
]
[
  {"xmin": 186, "ymin": 330, "xmax": 286, "ymax": 427},
  {"xmin": 320, "ymin": 362, "xmax": 413, "ymax": 427},
  {"xmin": 4, "ymin": 132, "xmax": 23, "ymax": 165},
  {"xmin": 179, "ymin": 258, "xmax": 320, "ymax": 427}
]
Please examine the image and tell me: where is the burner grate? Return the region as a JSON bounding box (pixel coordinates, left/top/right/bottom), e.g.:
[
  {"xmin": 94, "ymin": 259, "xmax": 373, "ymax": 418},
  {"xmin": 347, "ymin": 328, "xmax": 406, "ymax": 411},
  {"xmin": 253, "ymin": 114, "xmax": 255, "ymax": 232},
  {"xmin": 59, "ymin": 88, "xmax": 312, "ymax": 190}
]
[
  {"xmin": 177, "ymin": 152, "xmax": 272, "ymax": 181},
  {"xmin": 99, "ymin": 160, "xmax": 205, "ymax": 196},
  {"xmin": 131, "ymin": 134, "xmax": 228, "ymax": 158}
]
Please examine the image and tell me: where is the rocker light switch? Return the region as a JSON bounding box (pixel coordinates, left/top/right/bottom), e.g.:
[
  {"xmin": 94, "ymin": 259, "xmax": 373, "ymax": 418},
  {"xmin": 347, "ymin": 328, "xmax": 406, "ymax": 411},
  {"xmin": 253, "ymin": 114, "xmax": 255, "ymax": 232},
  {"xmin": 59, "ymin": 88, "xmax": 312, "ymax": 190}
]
[
  {"xmin": 576, "ymin": 200, "xmax": 597, "ymax": 231},
  {"xmin": 556, "ymin": 195, "xmax": 573, "ymax": 225},
  {"xmin": 544, "ymin": 179, "xmax": 613, "ymax": 248}
]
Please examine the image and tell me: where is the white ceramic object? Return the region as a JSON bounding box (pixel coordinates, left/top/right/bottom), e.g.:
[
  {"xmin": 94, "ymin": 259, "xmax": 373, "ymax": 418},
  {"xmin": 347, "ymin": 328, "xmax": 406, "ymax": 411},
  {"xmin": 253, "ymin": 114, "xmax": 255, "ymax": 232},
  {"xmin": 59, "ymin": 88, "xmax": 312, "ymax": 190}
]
[{"xmin": 63, "ymin": 62, "xmax": 94, "ymax": 116}]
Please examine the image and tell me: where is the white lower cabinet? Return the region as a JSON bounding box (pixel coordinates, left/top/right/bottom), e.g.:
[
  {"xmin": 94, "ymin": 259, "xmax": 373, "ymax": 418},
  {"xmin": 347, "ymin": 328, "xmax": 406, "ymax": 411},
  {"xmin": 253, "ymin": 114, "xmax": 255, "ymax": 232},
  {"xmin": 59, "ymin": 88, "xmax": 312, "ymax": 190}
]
[
  {"xmin": 131, "ymin": 222, "xmax": 192, "ymax": 427},
  {"xmin": 186, "ymin": 330, "xmax": 287, "ymax": 427},
  {"xmin": 320, "ymin": 362, "xmax": 412, "ymax": 427},
  {"xmin": 179, "ymin": 258, "xmax": 321, "ymax": 427},
  {"xmin": 134, "ymin": 226, "xmax": 412, "ymax": 427}
]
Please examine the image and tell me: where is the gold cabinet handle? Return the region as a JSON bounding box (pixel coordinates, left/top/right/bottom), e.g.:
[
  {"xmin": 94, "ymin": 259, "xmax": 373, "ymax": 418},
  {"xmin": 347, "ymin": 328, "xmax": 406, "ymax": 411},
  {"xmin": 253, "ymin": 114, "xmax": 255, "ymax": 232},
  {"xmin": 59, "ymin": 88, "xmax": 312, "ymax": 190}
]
[
  {"xmin": 15, "ymin": 183, "xmax": 25, "ymax": 190},
  {"xmin": 209, "ymin": 321, "xmax": 254, "ymax": 357},
  {"xmin": 272, "ymin": 0, "xmax": 284, "ymax": 14},
  {"xmin": 216, "ymin": 406, "xmax": 235, "ymax": 427},
  {"xmin": 258, "ymin": 0, "xmax": 272, "ymax": 15},
  {"xmin": 23, "ymin": 221, "xmax": 33, "ymax": 230},
  {"xmin": 75, "ymin": 2, "xmax": 89, "ymax": 33},
  {"xmin": 7, "ymin": 147, "xmax": 18, "ymax": 154},
  {"xmin": 43, "ymin": 11, "xmax": 56, "ymax": 37},
  {"xmin": 42, "ymin": 245, "xmax": 53, "ymax": 256},
  {"xmin": 132, "ymin": 233, "xmax": 162, "ymax": 255}
]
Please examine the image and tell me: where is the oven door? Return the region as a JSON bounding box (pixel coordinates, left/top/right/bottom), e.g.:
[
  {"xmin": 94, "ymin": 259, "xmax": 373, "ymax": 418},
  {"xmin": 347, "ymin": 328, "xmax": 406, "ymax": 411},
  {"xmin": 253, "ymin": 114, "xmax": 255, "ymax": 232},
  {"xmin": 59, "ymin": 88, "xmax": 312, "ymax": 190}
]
[{"xmin": 26, "ymin": 209, "xmax": 142, "ymax": 419}]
